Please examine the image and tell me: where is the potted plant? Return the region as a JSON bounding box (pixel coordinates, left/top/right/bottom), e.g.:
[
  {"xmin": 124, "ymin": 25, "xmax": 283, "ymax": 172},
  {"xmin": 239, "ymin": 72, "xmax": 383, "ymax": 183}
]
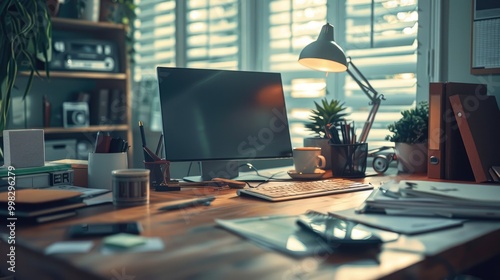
[
  {"xmin": 385, "ymin": 101, "xmax": 429, "ymax": 173},
  {"xmin": 99, "ymin": 0, "xmax": 136, "ymax": 60},
  {"xmin": 0, "ymin": 0, "xmax": 52, "ymax": 134},
  {"xmin": 304, "ymin": 97, "xmax": 348, "ymax": 169}
]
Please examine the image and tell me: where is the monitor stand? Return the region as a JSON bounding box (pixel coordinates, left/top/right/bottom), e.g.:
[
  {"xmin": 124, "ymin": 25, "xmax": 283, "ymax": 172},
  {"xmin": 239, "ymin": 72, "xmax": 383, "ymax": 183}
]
[{"xmin": 183, "ymin": 160, "xmax": 239, "ymax": 182}]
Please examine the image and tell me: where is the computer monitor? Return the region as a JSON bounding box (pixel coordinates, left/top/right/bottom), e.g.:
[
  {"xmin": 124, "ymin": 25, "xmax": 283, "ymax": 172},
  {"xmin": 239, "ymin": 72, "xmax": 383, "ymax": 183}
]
[{"xmin": 157, "ymin": 67, "xmax": 293, "ymax": 181}]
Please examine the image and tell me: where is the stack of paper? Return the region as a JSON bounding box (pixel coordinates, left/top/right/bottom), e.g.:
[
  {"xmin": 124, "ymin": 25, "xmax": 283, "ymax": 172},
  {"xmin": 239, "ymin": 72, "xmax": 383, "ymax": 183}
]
[{"xmin": 356, "ymin": 180, "xmax": 500, "ymax": 219}]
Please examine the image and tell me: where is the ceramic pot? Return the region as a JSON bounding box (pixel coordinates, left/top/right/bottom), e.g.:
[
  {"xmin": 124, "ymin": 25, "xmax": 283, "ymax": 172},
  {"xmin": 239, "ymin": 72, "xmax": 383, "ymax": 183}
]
[
  {"xmin": 80, "ymin": 0, "xmax": 100, "ymax": 22},
  {"xmin": 99, "ymin": 0, "xmax": 119, "ymax": 22},
  {"xmin": 303, "ymin": 138, "xmax": 332, "ymax": 169},
  {"xmin": 394, "ymin": 142, "xmax": 428, "ymax": 173}
]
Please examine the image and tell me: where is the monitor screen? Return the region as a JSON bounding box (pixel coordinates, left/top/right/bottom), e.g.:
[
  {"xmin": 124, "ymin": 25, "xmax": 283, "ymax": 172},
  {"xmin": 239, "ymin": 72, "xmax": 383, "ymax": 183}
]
[{"xmin": 157, "ymin": 67, "xmax": 293, "ymax": 180}]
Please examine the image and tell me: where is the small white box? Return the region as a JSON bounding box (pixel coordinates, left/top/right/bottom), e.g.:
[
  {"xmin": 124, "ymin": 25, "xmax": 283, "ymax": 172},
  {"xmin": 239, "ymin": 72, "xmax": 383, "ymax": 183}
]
[
  {"xmin": 45, "ymin": 139, "xmax": 77, "ymax": 161},
  {"xmin": 3, "ymin": 129, "xmax": 45, "ymax": 168}
]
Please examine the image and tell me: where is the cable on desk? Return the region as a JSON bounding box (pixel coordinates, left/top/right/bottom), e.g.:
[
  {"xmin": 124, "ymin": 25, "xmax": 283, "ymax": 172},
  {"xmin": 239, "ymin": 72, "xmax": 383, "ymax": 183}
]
[
  {"xmin": 247, "ymin": 170, "xmax": 288, "ymax": 188},
  {"xmin": 239, "ymin": 163, "xmax": 263, "ymax": 177}
]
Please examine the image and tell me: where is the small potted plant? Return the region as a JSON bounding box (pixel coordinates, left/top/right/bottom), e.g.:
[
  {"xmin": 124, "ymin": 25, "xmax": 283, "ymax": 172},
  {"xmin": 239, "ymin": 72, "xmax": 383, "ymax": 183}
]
[
  {"xmin": 385, "ymin": 101, "xmax": 429, "ymax": 173},
  {"xmin": 99, "ymin": 0, "xmax": 136, "ymax": 61},
  {"xmin": 304, "ymin": 98, "xmax": 348, "ymax": 169}
]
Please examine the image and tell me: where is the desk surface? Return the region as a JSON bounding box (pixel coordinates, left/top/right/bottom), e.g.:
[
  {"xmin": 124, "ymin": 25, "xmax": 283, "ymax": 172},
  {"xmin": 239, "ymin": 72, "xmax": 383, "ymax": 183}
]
[{"xmin": 1, "ymin": 173, "xmax": 500, "ymax": 280}]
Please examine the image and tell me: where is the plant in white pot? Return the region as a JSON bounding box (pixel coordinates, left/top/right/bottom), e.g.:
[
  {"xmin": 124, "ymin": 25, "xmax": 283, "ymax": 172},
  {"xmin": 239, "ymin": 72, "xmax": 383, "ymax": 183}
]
[
  {"xmin": 304, "ymin": 98, "xmax": 348, "ymax": 169},
  {"xmin": 385, "ymin": 101, "xmax": 429, "ymax": 173}
]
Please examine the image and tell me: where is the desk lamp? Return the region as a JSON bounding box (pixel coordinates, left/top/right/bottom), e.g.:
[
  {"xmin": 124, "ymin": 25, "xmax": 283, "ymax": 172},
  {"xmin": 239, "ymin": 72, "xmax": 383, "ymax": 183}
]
[{"xmin": 298, "ymin": 23, "xmax": 384, "ymax": 143}]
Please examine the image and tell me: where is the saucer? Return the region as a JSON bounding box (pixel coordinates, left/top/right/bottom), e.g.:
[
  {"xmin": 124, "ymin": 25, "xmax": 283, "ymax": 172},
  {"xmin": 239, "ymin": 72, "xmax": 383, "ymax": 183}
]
[{"xmin": 287, "ymin": 169, "xmax": 326, "ymax": 180}]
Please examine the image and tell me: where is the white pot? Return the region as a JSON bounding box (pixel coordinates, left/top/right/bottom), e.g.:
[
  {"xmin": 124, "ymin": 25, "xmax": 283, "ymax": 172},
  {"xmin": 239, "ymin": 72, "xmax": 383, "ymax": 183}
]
[
  {"xmin": 303, "ymin": 138, "xmax": 331, "ymax": 169},
  {"xmin": 80, "ymin": 0, "xmax": 100, "ymax": 22},
  {"xmin": 394, "ymin": 142, "xmax": 428, "ymax": 173}
]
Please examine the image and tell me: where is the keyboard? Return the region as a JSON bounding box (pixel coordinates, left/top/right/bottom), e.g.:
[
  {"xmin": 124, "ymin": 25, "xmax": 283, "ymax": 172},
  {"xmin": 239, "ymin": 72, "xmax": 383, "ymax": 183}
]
[{"xmin": 237, "ymin": 179, "xmax": 373, "ymax": 202}]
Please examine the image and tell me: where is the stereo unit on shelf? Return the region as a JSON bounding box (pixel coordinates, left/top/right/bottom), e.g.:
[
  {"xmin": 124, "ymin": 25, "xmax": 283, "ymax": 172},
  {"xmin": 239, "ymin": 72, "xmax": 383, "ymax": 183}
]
[{"xmin": 49, "ymin": 38, "xmax": 119, "ymax": 72}]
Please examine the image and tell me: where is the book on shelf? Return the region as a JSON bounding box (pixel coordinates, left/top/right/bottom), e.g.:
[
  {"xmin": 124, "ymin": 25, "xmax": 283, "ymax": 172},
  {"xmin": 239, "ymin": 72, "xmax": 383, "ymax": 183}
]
[
  {"xmin": 91, "ymin": 88, "xmax": 110, "ymax": 125},
  {"xmin": 109, "ymin": 88, "xmax": 127, "ymax": 124},
  {"xmin": 90, "ymin": 88, "xmax": 127, "ymax": 125},
  {"xmin": 356, "ymin": 180, "xmax": 500, "ymax": 219}
]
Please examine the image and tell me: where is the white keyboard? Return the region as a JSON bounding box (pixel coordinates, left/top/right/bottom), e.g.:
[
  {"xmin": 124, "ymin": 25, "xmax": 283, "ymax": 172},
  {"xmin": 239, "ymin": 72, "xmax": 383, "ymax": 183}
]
[{"xmin": 237, "ymin": 179, "xmax": 372, "ymax": 201}]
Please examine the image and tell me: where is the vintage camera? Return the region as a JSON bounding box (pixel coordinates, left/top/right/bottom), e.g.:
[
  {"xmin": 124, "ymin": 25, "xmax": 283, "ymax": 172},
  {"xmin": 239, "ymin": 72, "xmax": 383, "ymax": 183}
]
[{"xmin": 63, "ymin": 102, "xmax": 89, "ymax": 128}]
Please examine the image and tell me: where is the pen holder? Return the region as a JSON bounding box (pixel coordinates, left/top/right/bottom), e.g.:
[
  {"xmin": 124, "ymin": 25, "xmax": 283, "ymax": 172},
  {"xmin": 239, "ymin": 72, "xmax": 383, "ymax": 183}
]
[
  {"xmin": 144, "ymin": 160, "xmax": 171, "ymax": 188},
  {"xmin": 330, "ymin": 143, "xmax": 368, "ymax": 178},
  {"xmin": 88, "ymin": 152, "xmax": 128, "ymax": 189}
]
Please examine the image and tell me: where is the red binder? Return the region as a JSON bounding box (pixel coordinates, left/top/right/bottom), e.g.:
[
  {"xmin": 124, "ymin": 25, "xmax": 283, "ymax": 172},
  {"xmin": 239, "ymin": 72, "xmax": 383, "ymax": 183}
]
[
  {"xmin": 427, "ymin": 82, "xmax": 486, "ymax": 180},
  {"xmin": 449, "ymin": 94, "xmax": 500, "ymax": 183}
]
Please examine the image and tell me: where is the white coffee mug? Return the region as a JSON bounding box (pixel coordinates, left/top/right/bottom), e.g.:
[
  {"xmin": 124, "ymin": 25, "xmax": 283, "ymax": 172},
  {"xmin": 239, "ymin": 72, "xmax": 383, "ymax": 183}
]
[
  {"xmin": 293, "ymin": 147, "xmax": 326, "ymax": 173},
  {"xmin": 87, "ymin": 152, "xmax": 128, "ymax": 189}
]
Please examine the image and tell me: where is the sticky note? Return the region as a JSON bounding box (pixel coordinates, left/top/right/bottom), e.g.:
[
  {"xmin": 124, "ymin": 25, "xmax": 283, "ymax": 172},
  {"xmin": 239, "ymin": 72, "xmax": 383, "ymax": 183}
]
[
  {"xmin": 103, "ymin": 233, "xmax": 146, "ymax": 248},
  {"xmin": 45, "ymin": 241, "xmax": 94, "ymax": 255}
]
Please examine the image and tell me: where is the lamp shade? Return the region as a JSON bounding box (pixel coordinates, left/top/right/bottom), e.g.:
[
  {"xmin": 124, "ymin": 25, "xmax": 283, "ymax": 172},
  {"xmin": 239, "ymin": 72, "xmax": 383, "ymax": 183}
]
[{"xmin": 298, "ymin": 23, "xmax": 348, "ymax": 72}]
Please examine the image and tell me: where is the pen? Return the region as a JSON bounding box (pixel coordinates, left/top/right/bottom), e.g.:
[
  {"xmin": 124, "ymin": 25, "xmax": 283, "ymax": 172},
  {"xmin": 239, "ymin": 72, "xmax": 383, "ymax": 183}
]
[
  {"xmin": 157, "ymin": 196, "xmax": 216, "ymax": 211},
  {"xmin": 144, "ymin": 146, "xmax": 161, "ymax": 162},
  {"xmin": 94, "ymin": 131, "xmax": 102, "ymax": 153},
  {"xmin": 139, "ymin": 121, "xmax": 147, "ymax": 147},
  {"xmin": 155, "ymin": 133, "xmax": 164, "ymax": 157},
  {"xmin": 139, "ymin": 121, "xmax": 155, "ymax": 162}
]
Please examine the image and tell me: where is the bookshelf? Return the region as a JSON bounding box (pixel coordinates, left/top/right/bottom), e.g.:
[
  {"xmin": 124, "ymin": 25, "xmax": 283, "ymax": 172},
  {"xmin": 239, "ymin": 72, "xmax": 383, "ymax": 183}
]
[{"xmin": 17, "ymin": 17, "xmax": 132, "ymax": 163}]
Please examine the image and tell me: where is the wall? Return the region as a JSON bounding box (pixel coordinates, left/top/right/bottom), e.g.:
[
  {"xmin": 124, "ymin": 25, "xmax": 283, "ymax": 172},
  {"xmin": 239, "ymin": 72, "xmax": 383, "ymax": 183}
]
[{"xmin": 441, "ymin": 0, "xmax": 500, "ymax": 99}]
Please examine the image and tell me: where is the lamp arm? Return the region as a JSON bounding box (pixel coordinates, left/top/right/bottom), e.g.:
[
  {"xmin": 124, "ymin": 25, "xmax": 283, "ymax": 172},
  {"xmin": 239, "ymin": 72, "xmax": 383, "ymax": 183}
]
[
  {"xmin": 346, "ymin": 57, "xmax": 378, "ymax": 103},
  {"xmin": 345, "ymin": 57, "xmax": 385, "ymax": 143},
  {"xmin": 358, "ymin": 97, "xmax": 382, "ymax": 143}
]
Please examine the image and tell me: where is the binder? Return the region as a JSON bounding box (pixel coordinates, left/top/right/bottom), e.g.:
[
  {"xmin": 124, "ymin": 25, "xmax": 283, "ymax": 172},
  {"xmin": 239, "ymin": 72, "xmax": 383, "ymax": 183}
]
[
  {"xmin": 449, "ymin": 94, "xmax": 500, "ymax": 183},
  {"xmin": 427, "ymin": 82, "xmax": 486, "ymax": 180}
]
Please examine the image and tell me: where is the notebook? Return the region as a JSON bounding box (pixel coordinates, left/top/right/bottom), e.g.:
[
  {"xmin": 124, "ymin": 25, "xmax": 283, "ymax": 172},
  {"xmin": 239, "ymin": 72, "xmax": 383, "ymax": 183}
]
[{"xmin": 0, "ymin": 189, "xmax": 85, "ymax": 218}]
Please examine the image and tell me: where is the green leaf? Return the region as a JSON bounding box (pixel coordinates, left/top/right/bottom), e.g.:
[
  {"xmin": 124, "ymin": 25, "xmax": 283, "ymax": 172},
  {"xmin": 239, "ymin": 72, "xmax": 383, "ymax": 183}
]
[
  {"xmin": 305, "ymin": 97, "xmax": 349, "ymax": 138},
  {"xmin": 385, "ymin": 101, "xmax": 429, "ymax": 144},
  {"xmin": 1, "ymin": 0, "xmax": 51, "ymax": 130}
]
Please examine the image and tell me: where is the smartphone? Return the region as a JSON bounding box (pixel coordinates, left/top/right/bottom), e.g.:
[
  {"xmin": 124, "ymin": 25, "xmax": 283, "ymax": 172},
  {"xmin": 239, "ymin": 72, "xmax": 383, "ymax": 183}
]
[
  {"xmin": 296, "ymin": 211, "xmax": 382, "ymax": 247},
  {"xmin": 67, "ymin": 222, "xmax": 142, "ymax": 238}
]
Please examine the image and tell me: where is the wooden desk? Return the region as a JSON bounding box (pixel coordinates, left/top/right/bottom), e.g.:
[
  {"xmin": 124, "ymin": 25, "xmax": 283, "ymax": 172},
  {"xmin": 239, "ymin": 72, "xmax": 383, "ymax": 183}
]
[{"xmin": 1, "ymin": 173, "xmax": 499, "ymax": 280}]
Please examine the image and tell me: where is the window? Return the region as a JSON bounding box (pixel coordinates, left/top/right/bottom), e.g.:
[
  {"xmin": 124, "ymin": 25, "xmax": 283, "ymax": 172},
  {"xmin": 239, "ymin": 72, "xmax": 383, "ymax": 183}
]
[
  {"xmin": 263, "ymin": 0, "xmax": 419, "ymax": 148},
  {"xmin": 342, "ymin": 0, "xmax": 419, "ymax": 148},
  {"xmin": 134, "ymin": 0, "xmax": 423, "ymax": 149},
  {"xmin": 185, "ymin": 0, "xmax": 240, "ymax": 69},
  {"xmin": 134, "ymin": 0, "xmax": 176, "ymax": 81}
]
